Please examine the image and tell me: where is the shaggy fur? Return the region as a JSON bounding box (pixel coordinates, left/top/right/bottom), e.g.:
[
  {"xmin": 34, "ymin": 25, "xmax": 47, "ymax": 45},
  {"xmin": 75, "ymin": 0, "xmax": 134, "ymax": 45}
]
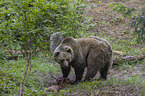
[{"xmin": 53, "ymin": 36, "xmax": 113, "ymax": 84}]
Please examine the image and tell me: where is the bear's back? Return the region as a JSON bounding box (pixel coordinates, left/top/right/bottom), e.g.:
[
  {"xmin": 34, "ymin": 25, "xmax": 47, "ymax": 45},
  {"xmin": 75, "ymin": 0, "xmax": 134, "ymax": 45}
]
[{"xmin": 77, "ymin": 36, "xmax": 111, "ymax": 50}]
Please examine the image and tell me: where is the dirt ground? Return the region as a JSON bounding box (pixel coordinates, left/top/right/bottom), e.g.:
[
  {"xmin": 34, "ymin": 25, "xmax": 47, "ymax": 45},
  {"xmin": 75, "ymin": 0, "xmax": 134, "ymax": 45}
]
[{"xmin": 86, "ymin": 0, "xmax": 145, "ymax": 37}]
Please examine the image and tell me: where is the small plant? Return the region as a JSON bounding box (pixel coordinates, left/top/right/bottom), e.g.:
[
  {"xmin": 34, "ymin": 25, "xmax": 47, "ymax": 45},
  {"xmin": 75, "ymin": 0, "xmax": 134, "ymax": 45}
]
[
  {"xmin": 108, "ymin": 3, "xmax": 145, "ymax": 43},
  {"xmin": 108, "ymin": 3, "xmax": 135, "ymax": 18},
  {"xmin": 131, "ymin": 11, "xmax": 145, "ymax": 43}
]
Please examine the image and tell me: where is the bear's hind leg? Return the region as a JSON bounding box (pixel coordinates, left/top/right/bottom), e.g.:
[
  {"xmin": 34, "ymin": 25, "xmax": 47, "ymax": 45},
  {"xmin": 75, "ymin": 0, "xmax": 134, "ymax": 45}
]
[
  {"xmin": 100, "ymin": 63, "xmax": 110, "ymax": 80},
  {"xmin": 84, "ymin": 66, "xmax": 98, "ymax": 81}
]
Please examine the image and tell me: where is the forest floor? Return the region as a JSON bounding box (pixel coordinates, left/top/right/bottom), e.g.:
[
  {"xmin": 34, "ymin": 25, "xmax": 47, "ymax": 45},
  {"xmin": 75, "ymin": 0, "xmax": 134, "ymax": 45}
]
[
  {"xmin": 55, "ymin": 0, "xmax": 145, "ymax": 95},
  {"xmin": 44, "ymin": 0, "xmax": 145, "ymax": 95},
  {"xmin": 1, "ymin": 0, "xmax": 145, "ymax": 96}
]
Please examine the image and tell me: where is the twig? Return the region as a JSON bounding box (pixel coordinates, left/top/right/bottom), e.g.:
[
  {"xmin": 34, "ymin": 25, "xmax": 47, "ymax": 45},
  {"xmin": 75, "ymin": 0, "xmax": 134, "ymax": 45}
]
[
  {"xmin": 50, "ymin": 73, "xmax": 58, "ymax": 79},
  {"xmin": 20, "ymin": 54, "xmax": 29, "ymax": 96}
]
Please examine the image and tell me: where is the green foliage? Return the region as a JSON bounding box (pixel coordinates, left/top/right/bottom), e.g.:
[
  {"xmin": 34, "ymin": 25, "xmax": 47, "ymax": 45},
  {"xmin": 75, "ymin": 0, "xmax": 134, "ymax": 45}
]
[
  {"xmin": 131, "ymin": 11, "xmax": 145, "ymax": 43},
  {"xmin": 108, "ymin": 3, "xmax": 135, "ymax": 18},
  {"xmin": 0, "ymin": 0, "xmax": 88, "ymax": 54},
  {"xmin": 125, "ymin": 76, "xmax": 145, "ymax": 86},
  {"xmin": 0, "ymin": 52, "xmax": 7, "ymax": 60}
]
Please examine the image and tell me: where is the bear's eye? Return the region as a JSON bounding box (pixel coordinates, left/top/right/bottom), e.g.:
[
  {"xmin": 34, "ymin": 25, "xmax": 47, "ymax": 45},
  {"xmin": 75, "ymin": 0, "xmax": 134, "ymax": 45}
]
[
  {"xmin": 54, "ymin": 52, "xmax": 60, "ymax": 57},
  {"xmin": 66, "ymin": 48, "xmax": 71, "ymax": 53}
]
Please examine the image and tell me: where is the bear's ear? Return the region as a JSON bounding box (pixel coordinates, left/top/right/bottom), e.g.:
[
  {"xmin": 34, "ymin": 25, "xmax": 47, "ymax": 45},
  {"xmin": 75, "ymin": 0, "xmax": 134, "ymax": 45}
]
[
  {"xmin": 54, "ymin": 51, "xmax": 60, "ymax": 57},
  {"xmin": 66, "ymin": 48, "xmax": 72, "ymax": 53}
]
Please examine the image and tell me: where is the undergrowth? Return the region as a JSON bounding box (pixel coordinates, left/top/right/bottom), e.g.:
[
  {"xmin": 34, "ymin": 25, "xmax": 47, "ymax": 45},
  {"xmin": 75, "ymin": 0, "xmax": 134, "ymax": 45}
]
[{"xmin": 0, "ymin": 35, "xmax": 145, "ymax": 95}]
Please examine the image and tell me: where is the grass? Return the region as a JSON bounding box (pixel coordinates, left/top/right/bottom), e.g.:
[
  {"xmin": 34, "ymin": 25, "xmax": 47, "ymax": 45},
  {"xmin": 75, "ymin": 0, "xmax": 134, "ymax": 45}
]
[
  {"xmin": 0, "ymin": 57, "xmax": 60, "ymax": 95},
  {"xmin": 1, "ymin": 48, "xmax": 144, "ymax": 95},
  {"xmin": 57, "ymin": 73, "xmax": 145, "ymax": 95}
]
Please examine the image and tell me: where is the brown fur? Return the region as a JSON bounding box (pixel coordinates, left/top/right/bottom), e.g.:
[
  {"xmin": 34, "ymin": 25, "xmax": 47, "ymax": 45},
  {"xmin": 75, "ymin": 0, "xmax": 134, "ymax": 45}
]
[{"xmin": 53, "ymin": 36, "xmax": 113, "ymax": 84}]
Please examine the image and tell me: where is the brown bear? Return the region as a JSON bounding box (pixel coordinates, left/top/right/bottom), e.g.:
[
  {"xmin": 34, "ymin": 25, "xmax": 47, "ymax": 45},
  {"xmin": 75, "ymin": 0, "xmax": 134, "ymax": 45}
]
[{"xmin": 53, "ymin": 36, "xmax": 113, "ymax": 84}]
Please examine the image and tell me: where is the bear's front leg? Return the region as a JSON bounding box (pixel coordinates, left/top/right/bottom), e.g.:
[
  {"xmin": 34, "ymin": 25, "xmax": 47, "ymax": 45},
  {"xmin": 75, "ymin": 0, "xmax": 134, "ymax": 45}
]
[
  {"xmin": 71, "ymin": 67, "xmax": 84, "ymax": 84},
  {"xmin": 61, "ymin": 66, "xmax": 71, "ymax": 78},
  {"xmin": 54, "ymin": 66, "xmax": 71, "ymax": 85}
]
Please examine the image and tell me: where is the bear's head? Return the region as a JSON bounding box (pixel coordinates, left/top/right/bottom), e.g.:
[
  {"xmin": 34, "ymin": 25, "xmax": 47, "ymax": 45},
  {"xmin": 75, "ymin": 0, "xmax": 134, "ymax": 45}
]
[{"xmin": 53, "ymin": 46, "xmax": 74, "ymax": 69}]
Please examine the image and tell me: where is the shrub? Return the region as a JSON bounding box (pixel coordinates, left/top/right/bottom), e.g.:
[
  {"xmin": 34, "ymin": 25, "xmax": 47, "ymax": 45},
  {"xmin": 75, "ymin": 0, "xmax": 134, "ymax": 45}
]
[
  {"xmin": 0, "ymin": 0, "xmax": 87, "ymax": 52},
  {"xmin": 131, "ymin": 11, "xmax": 145, "ymax": 43}
]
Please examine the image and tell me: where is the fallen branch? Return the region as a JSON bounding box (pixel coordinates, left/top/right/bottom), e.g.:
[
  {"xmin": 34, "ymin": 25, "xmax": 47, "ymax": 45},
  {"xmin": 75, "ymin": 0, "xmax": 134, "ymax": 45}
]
[
  {"xmin": 50, "ymin": 73, "xmax": 58, "ymax": 79},
  {"xmin": 113, "ymin": 55, "xmax": 145, "ymax": 65},
  {"xmin": 3, "ymin": 49, "xmax": 39, "ymax": 55}
]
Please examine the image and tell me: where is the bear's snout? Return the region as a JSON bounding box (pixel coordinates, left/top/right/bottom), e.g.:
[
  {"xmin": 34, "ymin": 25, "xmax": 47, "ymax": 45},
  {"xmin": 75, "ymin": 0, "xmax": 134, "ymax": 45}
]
[{"xmin": 63, "ymin": 60, "xmax": 69, "ymax": 69}]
